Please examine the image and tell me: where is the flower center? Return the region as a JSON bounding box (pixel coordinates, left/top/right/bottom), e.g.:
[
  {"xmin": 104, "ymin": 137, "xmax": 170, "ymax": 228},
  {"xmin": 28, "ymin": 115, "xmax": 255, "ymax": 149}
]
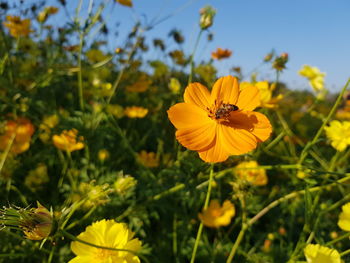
[{"xmin": 207, "ymin": 100, "xmax": 239, "ymax": 121}]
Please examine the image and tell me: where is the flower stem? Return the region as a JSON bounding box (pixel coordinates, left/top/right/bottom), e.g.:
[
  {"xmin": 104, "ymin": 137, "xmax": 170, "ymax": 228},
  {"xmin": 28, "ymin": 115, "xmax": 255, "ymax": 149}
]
[
  {"xmin": 77, "ymin": 33, "xmax": 84, "ymax": 111},
  {"xmin": 188, "ymin": 29, "xmax": 203, "ymax": 85},
  {"xmin": 190, "ymin": 164, "xmax": 214, "ymax": 263}
]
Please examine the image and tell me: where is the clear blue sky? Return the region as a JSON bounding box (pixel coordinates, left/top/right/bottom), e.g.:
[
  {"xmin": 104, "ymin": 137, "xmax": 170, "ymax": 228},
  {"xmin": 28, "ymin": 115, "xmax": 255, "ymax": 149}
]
[{"xmin": 17, "ymin": 0, "xmax": 350, "ymax": 91}]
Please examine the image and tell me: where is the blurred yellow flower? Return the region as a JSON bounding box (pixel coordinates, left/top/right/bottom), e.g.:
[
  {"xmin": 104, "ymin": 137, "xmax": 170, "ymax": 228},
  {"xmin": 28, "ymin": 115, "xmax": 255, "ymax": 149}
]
[
  {"xmin": 338, "ymin": 203, "xmax": 350, "ymax": 231},
  {"xmin": 304, "ymin": 244, "xmax": 341, "ymax": 263},
  {"xmin": 52, "ymin": 129, "xmax": 84, "ymax": 152},
  {"xmin": 198, "ymin": 200, "xmax": 235, "ymax": 228},
  {"xmin": 3, "ymin": 15, "xmax": 33, "ymax": 37},
  {"xmin": 86, "ymin": 49, "xmax": 108, "ymax": 63},
  {"xmin": 124, "ymin": 106, "xmax": 148, "ymax": 118},
  {"xmin": 69, "ymin": 219, "xmax": 141, "ymax": 263},
  {"xmin": 25, "ymin": 163, "xmax": 49, "ymax": 192},
  {"xmin": 211, "ymin": 48, "xmax": 232, "ymax": 60},
  {"xmin": 0, "ymin": 117, "xmax": 35, "ymax": 154},
  {"xmin": 39, "ymin": 114, "xmax": 59, "ymax": 143},
  {"xmin": 235, "ymin": 160, "xmax": 268, "ymax": 186},
  {"xmin": 116, "ymin": 0, "xmax": 133, "ymax": 7},
  {"xmin": 137, "ymin": 151, "xmax": 159, "ymax": 168},
  {"xmin": 240, "ymin": 81, "xmax": 283, "ymax": 108},
  {"xmin": 168, "ymin": 78, "xmax": 181, "ymax": 94},
  {"xmin": 114, "ymin": 175, "xmax": 137, "ymax": 195},
  {"xmin": 98, "ymin": 149, "xmax": 110, "ymax": 161},
  {"xmin": 324, "ymin": 120, "xmax": 350, "ymax": 152},
  {"xmin": 299, "ymin": 65, "xmax": 326, "ymax": 92},
  {"xmin": 37, "ymin": 6, "xmax": 59, "ymax": 23}
]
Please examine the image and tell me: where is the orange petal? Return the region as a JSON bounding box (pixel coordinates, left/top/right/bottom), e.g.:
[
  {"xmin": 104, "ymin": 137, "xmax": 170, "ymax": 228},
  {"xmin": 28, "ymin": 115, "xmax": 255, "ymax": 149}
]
[
  {"xmin": 211, "ymin": 76, "xmax": 239, "ymax": 104},
  {"xmin": 220, "ymin": 125, "xmax": 257, "ymax": 155},
  {"xmin": 176, "ymin": 122, "xmax": 216, "ymax": 151},
  {"xmin": 184, "ymin": 82, "xmax": 211, "ymax": 110},
  {"xmin": 229, "ymin": 111, "xmax": 272, "ymax": 142},
  {"xmin": 246, "ymin": 111, "xmax": 272, "ymax": 142},
  {"xmin": 198, "ymin": 126, "xmax": 230, "ymax": 163},
  {"xmin": 236, "ymin": 85, "xmax": 260, "ymax": 111},
  {"xmin": 167, "ymin": 103, "xmax": 211, "ymax": 129}
]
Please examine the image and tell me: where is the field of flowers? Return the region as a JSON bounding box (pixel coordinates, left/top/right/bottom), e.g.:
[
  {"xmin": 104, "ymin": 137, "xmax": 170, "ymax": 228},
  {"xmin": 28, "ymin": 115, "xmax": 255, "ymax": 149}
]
[{"xmin": 1, "ymin": 1, "xmax": 350, "ymax": 262}]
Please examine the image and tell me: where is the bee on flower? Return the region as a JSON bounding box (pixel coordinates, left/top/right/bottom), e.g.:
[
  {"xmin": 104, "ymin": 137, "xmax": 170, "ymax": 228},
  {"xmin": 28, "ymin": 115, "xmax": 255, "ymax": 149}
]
[{"xmin": 167, "ymin": 76, "xmax": 272, "ymax": 163}]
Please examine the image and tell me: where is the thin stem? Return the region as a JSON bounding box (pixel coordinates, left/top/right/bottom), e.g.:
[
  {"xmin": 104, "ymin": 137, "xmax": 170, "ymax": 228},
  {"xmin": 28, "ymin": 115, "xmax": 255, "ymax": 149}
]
[
  {"xmin": 190, "ymin": 164, "xmax": 214, "ymax": 263},
  {"xmin": 326, "ymin": 232, "xmax": 350, "ymax": 247},
  {"xmin": 226, "ymin": 193, "xmax": 247, "ymax": 263},
  {"xmin": 188, "ymin": 29, "xmax": 203, "ymax": 85},
  {"xmin": 77, "ymin": 33, "xmax": 84, "ymax": 110}
]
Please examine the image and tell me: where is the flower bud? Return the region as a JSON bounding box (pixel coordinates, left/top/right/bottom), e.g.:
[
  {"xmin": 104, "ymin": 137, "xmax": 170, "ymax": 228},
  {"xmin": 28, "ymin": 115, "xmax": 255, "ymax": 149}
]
[{"xmin": 199, "ymin": 6, "xmax": 216, "ymax": 30}]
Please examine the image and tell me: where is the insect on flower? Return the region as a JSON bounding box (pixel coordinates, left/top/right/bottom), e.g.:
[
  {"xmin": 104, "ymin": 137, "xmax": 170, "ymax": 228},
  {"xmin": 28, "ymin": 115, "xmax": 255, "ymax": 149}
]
[{"xmin": 208, "ymin": 102, "xmax": 239, "ymax": 120}]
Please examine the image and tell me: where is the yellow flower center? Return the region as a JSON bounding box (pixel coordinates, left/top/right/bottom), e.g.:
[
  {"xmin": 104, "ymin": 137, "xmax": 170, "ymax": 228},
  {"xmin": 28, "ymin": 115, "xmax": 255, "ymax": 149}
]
[{"xmin": 96, "ymin": 248, "xmax": 116, "ymax": 260}]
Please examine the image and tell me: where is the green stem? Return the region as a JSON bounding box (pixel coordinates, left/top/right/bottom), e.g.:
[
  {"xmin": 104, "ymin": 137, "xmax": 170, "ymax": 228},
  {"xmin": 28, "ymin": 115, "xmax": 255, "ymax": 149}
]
[
  {"xmin": 226, "ymin": 193, "xmax": 247, "ymax": 263},
  {"xmin": 298, "ymin": 78, "xmax": 350, "ymax": 164},
  {"xmin": 77, "ymin": 33, "xmax": 84, "ymax": 110},
  {"xmin": 0, "ymin": 133, "xmax": 15, "ymax": 177},
  {"xmin": 326, "ymin": 232, "xmax": 350, "ymax": 247},
  {"xmin": 188, "ymin": 29, "xmax": 203, "ymax": 85},
  {"xmin": 190, "ymin": 164, "xmax": 214, "ymax": 263}
]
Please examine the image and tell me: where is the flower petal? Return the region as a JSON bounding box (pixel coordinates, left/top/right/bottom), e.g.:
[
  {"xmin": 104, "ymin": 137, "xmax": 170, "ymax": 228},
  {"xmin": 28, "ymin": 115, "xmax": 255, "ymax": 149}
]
[
  {"xmin": 229, "ymin": 111, "xmax": 272, "ymax": 142},
  {"xmin": 220, "ymin": 125, "xmax": 257, "ymax": 154},
  {"xmin": 198, "ymin": 125, "xmax": 230, "ymax": 163},
  {"xmin": 176, "ymin": 122, "xmax": 216, "ymax": 151},
  {"xmin": 236, "ymin": 85, "xmax": 260, "ymax": 111},
  {"xmin": 211, "ymin": 76, "xmax": 239, "ymax": 104},
  {"xmin": 184, "ymin": 82, "xmax": 211, "ymax": 110},
  {"xmin": 167, "ymin": 103, "xmax": 211, "ymax": 129}
]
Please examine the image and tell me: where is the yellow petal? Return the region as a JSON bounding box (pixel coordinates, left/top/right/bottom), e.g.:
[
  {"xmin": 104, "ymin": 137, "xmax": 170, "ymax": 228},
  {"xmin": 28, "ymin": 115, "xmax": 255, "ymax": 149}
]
[
  {"xmin": 211, "ymin": 76, "xmax": 239, "ymax": 104},
  {"xmin": 167, "ymin": 103, "xmax": 212, "ymax": 129},
  {"xmin": 220, "ymin": 125, "xmax": 257, "ymax": 155},
  {"xmin": 236, "ymin": 85, "xmax": 260, "ymax": 111},
  {"xmin": 184, "ymin": 82, "xmax": 211, "ymax": 110},
  {"xmin": 176, "ymin": 122, "xmax": 216, "ymax": 151},
  {"xmin": 198, "ymin": 126, "xmax": 230, "ymax": 163}
]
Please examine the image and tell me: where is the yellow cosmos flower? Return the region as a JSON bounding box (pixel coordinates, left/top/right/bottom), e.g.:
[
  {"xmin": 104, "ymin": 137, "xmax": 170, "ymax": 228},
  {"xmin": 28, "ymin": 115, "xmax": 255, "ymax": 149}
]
[
  {"xmin": 324, "ymin": 120, "xmax": 350, "ymax": 152},
  {"xmin": 167, "ymin": 76, "xmax": 272, "ymax": 163},
  {"xmin": 198, "ymin": 200, "xmax": 235, "ymax": 228},
  {"xmin": 3, "ymin": 15, "xmax": 33, "ymax": 37},
  {"xmin": 338, "ymin": 203, "xmax": 350, "ymax": 231},
  {"xmin": 211, "ymin": 48, "xmax": 232, "ymax": 60},
  {"xmin": 114, "ymin": 175, "xmax": 137, "ymax": 195},
  {"xmin": 98, "ymin": 149, "xmax": 110, "ymax": 161},
  {"xmin": 116, "ymin": 0, "xmax": 133, "ymax": 7},
  {"xmin": 69, "ymin": 219, "xmax": 141, "ymax": 263},
  {"xmin": 299, "ymin": 65, "xmax": 326, "ymax": 92},
  {"xmin": 52, "ymin": 129, "xmax": 84, "ymax": 152},
  {"xmin": 137, "ymin": 151, "xmax": 159, "ymax": 167},
  {"xmin": 169, "ymin": 78, "xmax": 181, "ymax": 94},
  {"xmin": 37, "ymin": 6, "xmax": 59, "ymax": 23},
  {"xmin": 304, "ymin": 244, "xmax": 341, "ymax": 263},
  {"xmin": 240, "ymin": 81, "xmax": 283, "ymax": 108},
  {"xmin": 235, "ymin": 160, "xmax": 268, "ymax": 186},
  {"xmin": 39, "ymin": 114, "xmax": 59, "ymax": 143},
  {"xmin": 124, "ymin": 106, "xmax": 148, "ymax": 118},
  {"xmin": 0, "ymin": 117, "xmax": 35, "ymax": 154}
]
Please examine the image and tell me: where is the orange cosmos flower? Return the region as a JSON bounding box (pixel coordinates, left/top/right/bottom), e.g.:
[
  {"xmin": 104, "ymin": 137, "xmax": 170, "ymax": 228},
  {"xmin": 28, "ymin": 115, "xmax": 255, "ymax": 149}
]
[
  {"xmin": 52, "ymin": 129, "xmax": 84, "ymax": 152},
  {"xmin": 211, "ymin": 48, "xmax": 232, "ymax": 60},
  {"xmin": 198, "ymin": 200, "xmax": 235, "ymax": 228},
  {"xmin": 0, "ymin": 117, "xmax": 35, "ymax": 154},
  {"xmin": 167, "ymin": 76, "xmax": 272, "ymax": 163},
  {"xmin": 3, "ymin": 15, "xmax": 33, "ymax": 38}
]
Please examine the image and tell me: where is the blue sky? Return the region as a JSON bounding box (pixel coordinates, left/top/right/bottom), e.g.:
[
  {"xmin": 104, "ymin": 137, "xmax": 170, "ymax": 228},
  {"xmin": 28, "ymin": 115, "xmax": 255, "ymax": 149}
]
[{"xmin": 19, "ymin": 0, "xmax": 350, "ymax": 91}]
